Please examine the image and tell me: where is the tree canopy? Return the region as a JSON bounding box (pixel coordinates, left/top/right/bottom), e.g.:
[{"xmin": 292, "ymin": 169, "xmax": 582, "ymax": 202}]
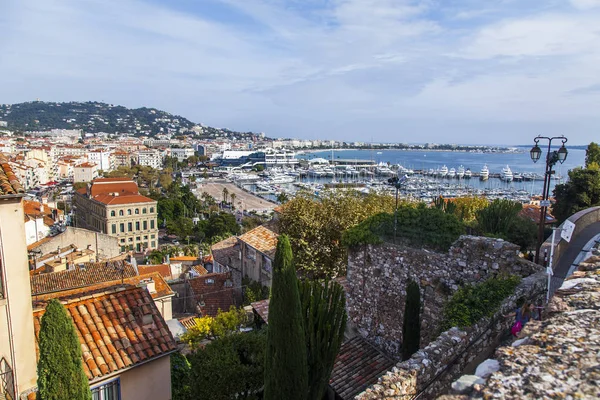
[
  {"xmin": 277, "ymin": 189, "xmax": 396, "ymax": 278},
  {"xmin": 37, "ymin": 299, "xmax": 91, "ymax": 400}
]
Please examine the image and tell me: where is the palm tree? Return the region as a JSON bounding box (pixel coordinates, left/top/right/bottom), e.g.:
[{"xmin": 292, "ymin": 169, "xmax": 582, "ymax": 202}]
[
  {"xmin": 182, "ymin": 244, "xmax": 199, "ymax": 257},
  {"xmin": 222, "ymin": 187, "xmax": 229, "ymax": 204},
  {"xmin": 230, "ymin": 193, "xmax": 237, "ymax": 210}
]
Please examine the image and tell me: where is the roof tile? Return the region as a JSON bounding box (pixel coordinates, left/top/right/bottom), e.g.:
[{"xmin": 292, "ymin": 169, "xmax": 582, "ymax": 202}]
[
  {"xmin": 188, "ymin": 272, "xmax": 236, "ymax": 317},
  {"xmin": 0, "ymin": 153, "xmax": 25, "ymax": 196},
  {"xmin": 32, "ymin": 286, "xmax": 177, "ymax": 382},
  {"xmin": 238, "ymin": 225, "xmax": 279, "ymax": 258}
]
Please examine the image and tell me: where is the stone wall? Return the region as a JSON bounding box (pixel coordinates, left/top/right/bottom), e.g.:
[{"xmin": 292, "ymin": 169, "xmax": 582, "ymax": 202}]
[
  {"xmin": 29, "ymin": 227, "xmax": 120, "ymax": 260},
  {"xmin": 347, "ymin": 236, "xmax": 540, "ymax": 357},
  {"xmin": 356, "ymin": 271, "xmax": 547, "ymax": 400}
]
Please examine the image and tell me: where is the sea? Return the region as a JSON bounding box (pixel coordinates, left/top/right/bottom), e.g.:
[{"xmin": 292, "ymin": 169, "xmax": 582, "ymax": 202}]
[{"xmin": 294, "ymin": 148, "xmax": 587, "ymax": 196}]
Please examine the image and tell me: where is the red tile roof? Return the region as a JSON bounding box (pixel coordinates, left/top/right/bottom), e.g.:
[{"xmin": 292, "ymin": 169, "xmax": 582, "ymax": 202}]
[
  {"xmin": 32, "ymin": 286, "xmax": 177, "ymax": 382},
  {"xmin": 520, "ymin": 204, "xmax": 557, "ymax": 225},
  {"xmin": 32, "ymin": 272, "xmax": 174, "ymax": 303},
  {"xmin": 188, "ymin": 272, "xmax": 236, "ymax": 317},
  {"xmin": 91, "ymin": 193, "xmax": 155, "ymax": 205},
  {"xmin": 137, "ymin": 264, "xmax": 172, "ymax": 279},
  {"xmin": 238, "ymin": 225, "xmax": 279, "ymax": 258},
  {"xmin": 0, "ymin": 153, "xmax": 25, "ymax": 196},
  {"xmin": 251, "ymin": 299, "xmax": 270, "ymax": 324},
  {"xmin": 23, "ymin": 200, "xmax": 63, "ymax": 226},
  {"xmin": 30, "ymin": 261, "xmax": 138, "ymax": 296},
  {"xmin": 329, "ymin": 336, "xmax": 395, "ymax": 400}
]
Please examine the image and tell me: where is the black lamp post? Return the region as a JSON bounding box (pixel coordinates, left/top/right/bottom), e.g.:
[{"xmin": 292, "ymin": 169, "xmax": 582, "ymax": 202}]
[
  {"xmin": 530, "ymin": 135, "xmax": 568, "ymax": 264},
  {"xmin": 388, "ymin": 175, "xmax": 408, "ymax": 244}
]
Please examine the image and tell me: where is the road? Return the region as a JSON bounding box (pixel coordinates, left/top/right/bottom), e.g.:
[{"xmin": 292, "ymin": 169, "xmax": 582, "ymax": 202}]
[{"xmin": 549, "ymin": 221, "xmax": 600, "ymax": 294}]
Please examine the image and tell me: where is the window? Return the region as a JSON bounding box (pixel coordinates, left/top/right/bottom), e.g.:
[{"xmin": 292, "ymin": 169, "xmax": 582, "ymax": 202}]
[
  {"xmin": 135, "ymin": 221, "xmax": 140, "ymax": 230},
  {"xmin": 143, "ymin": 221, "xmax": 147, "ymax": 230},
  {"xmin": 128, "ymin": 222, "xmax": 132, "ymax": 232},
  {"xmin": 150, "ymin": 220, "xmax": 155, "ymax": 229},
  {"xmin": 151, "ymin": 241, "xmax": 156, "ymax": 248},
  {"xmin": 120, "ymin": 239, "xmax": 125, "ymax": 243},
  {"xmin": 150, "ymin": 207, "xmax": 154, "ymax": 213},
  {"xmin": 111, "ymin": 224, "xmax": 116, "ymax": 234},
  {"xmin": 144, "ymin": 235, "xmax": 148, "ymax": 240},
  {"xmin": 135, "ymin": 208, "xmax": 139, "ymax": 214},
  {"xmin": 151, "ymin": 234, "xmax": 155, "ymax": 239},
  {"xmin": 142, "ymin": 208, "xmax": 147, "ymax": 214},
  {"xmin": 127, "ymin": 209, "xmax": 132, "ymax": 215},
  {"xmin": 119, "ymin": 210, "xmax": 124, "ymax": 216},
  {"xmin": 91, "ymin": 378, "xmax": 120, "ymax": 400},
  {"xmin": 110, "ymin": 210, "xmax": 115, "ymax": 217},
  {"xmin": 120, "ymin": 246, "xmax": 125, "ymax": 253},
  {"xmin": 119, "ymin": 223, "xmax": 124, "ymax": 233}
]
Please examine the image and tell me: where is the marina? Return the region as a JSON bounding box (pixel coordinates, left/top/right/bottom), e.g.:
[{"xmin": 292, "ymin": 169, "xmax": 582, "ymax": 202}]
[{"xmin": 199, "ymin": 147, "xmax": 586, "ymax": 208}]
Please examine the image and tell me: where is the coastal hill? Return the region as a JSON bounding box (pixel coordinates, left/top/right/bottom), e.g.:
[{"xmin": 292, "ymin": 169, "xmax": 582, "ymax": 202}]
[{"xmin": 0, "ymin": 101, "xmax": 258, "ymax": 139}]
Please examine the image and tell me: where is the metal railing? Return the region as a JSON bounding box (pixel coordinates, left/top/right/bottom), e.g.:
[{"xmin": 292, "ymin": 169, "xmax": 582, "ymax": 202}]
[{"xmin": 0, "ymin": 358, "xmax": 15, "ymax": 400}]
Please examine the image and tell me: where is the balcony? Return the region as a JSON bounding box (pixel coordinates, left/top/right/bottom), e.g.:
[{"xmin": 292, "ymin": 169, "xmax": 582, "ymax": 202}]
[{"xmin": 0, "ymin": 358, "xmax": 15, "ymax": 400}]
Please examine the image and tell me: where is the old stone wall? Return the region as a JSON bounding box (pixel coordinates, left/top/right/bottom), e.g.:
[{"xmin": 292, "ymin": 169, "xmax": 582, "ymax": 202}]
[
  {"xmin": 356, "ymin": 271, "xmax": 547, "ymax": 400},
  {"xmin": 29, "ymin": 227, "xmax": 120, "ymax": 259},
  {"xmin": 346, "ymin": 236, "xmax": 540, "ymax": 358}
]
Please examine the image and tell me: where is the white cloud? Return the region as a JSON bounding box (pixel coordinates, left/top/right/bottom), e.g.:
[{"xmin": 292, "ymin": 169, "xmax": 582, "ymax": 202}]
[
  {"xmin": 0, "ymin": 0, "xmax": 599, "ymax": 144},
  {"xmin": 570, "ymin": 0, "xmax": 600, "ymax": 10}
]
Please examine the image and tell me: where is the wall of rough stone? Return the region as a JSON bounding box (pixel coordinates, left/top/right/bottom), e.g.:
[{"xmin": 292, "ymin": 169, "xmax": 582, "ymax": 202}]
[
  {"xmin": 346, "ymin": 236, "xmax": 540, "ymax": 358},
  {"xmin": 356, "ymin": 271, "xmax": 548, "ymax": 400},
  {"xmin": 29, "ymin": 227, "xmax": 120, "ymax": 259}
]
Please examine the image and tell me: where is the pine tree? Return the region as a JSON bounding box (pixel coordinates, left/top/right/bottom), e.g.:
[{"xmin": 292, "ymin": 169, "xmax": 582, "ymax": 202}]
[
  {"xmin": 299, "ymin": 279, "xmax": 347, "ymax": 400},
  {"xmin": 37, "ymin": 299, "xmax": 91, "ymax": 400},
  {"xmin": 264, "ymin": 234, "xmax": 308, "ymax": 400},
  {"xmin": 402, "ymin": 280, "xmax": 421, "ymax": 361}
]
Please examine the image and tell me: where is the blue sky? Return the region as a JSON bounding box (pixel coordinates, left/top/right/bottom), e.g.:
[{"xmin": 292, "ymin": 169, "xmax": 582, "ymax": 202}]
[{"xmin": 1, "ymin": 0, "xmax": 599, "ymax": 144}]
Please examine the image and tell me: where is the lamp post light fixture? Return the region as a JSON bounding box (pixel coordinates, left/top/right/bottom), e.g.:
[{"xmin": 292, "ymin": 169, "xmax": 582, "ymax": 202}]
[{"xmin": 529, "ymin": 135, "xmax": 568, "ymax": 264}]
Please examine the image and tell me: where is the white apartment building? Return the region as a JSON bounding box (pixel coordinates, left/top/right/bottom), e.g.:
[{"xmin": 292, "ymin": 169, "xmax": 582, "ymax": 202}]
[
  {"xmin": 170, "ymin": 148, "xmax": 195, "ymax": 162},
  {"xmin": 136, "ymin": 149, "xmax": 163, "ymax": 169},
  {"xmin": 52, "ymin": 145, "xmax": 87, "ymax": 158},
  {"xmin": 87, "ymin": 149, "xmax": 113, "ymax": 172},
  {"xmin": 73, "ymin": 162, "xmax": 99, "ymax": 183}
]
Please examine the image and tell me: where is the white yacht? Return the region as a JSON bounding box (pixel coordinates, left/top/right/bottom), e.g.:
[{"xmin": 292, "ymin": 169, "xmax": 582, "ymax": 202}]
[
  {"xmin": 500, "ymin": 165, "xmax": 513, "ymax": 182},
  {"xmin": 375, "ymin": 163, "xmax": 394, "ymax": 176},
  {"xmin": 457, "ymin": 165, "xmax": 465, "ymax": 179},
  {"xmin": 464, "ymin": 168, "xmax": 472, "ymax": 179},
  {"xmin": 439, "ymin": 165, "xmax": 448, "ymax": 177},
  {"xmin": 447, "ymin": 168, "xmax": 456, "ymax": 179},
  {"xmin": 268, "ymin": 174, "xmax": 296, "ymax": 184},
  {"xmin": 480, "ymin": 165, "xmax": 489, "ymax": 181}
]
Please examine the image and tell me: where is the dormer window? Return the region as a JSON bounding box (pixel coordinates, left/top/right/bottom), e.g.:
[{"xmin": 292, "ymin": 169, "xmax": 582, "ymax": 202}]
[{"xmin": 205, "ymin": 278, "xmax": 215, "ymax": 285}]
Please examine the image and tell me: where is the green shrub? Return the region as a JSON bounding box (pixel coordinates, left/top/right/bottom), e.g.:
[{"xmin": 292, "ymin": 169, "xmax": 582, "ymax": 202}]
[
  {"xmin": 440, "ymin": 275, "xmax": 521, "ymax": 331},
  {"xmin": 342, "ymin": 203, "xmax": 464, "ymax": 251}
]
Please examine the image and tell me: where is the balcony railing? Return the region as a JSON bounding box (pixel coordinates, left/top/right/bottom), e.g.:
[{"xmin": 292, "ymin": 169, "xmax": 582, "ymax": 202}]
[{"xmin": 0, "ymin": 358, "xmax": 15, "ymax": 400}]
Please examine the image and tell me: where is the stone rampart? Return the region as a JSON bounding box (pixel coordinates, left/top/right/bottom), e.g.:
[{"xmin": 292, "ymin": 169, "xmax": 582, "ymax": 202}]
[
  {"xmin": 347, "ymin": 236, "xmax": 540, "ymax": 357},
  {"xmin": 356, "ymin": 271, "xmax": 547, "ymax": 400}
]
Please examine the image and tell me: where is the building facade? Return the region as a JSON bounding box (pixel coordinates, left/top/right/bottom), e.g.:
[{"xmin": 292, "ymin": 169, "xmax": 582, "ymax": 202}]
[
  {"xmin": 73, "ymin": 162, "xmax": 99, "ymax": 183},
  {"xmin": 73, "ymin": 178, "xmax": 159, "ymax": 252},
  {"xmin": 136, "ymin": 149, "xmax": 163, "ymax": 169}
]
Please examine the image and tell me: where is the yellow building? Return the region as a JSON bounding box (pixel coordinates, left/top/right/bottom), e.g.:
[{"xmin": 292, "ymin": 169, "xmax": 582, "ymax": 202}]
[{"xmin": 73, "ymin": 178, "xmax": 159, "ymax": 252}]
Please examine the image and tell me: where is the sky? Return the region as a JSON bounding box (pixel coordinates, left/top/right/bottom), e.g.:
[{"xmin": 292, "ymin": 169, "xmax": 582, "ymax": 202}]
[{"xmin": 1, "ymin": 0, "xmax": 599, "ymax": 145}]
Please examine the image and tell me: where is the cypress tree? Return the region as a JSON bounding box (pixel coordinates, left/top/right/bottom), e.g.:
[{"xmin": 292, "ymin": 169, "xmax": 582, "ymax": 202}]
[
  {"xmin": 264, "ymin": 234, "xmax": 308, "ymax": 400},
  {"xmin": 402, "ymin": 280, "xmax": 421, "ymax": 361},
  {"xmin": 37, "ymin": 299, "xmax": 91, "ymax": 400},
  {"xmin": 299, "ymin": 279, "xmax": 347, "ymax": 400}
]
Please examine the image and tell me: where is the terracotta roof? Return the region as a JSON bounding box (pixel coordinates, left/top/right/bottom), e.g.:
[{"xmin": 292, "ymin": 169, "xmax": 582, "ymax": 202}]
[
  {"xmin": 251, "ymin": 299, "xmax": 270, "ymax": 324},
  {"xmin": 30, "ymin": 261, "xmax": 138, "ymax": 296},
  {"xmin": 178, "ymin": 316, "xmax": 198, "ymax": 330},
  {"xmin": 23, "ymin": 200, "xmax": 63, "ymax": 226},
  {"xmin": 91, "ymin": 193, "xmax": 155, "ymax": 205},
  {"xmin": 32, "ymin": 272, "xmax": 174, "ymax": 303},
  {"xmin": 520, "ymin": 204, "xmax": 557, "ymax": 225},
  {"xmin": 238, "ymin": 225, "xmax": 279, "ymax": 258},
  {"xmin": 192, "ymin": 265, "xmax": 208, "ymax": 276},
  {"xmin": 329, "ymin": 336, "xmax": 396, "ymax": 400},
  {"xmin": 137, "ymin": 264, "xmax": 172, "ymax": 279},
  {"xmin": 0, "ymin": 153, "xmax": 24, "ymax": 196},
  {"xmin": 188, "ymin": 272, "xmax": 236, "ymax": 317},
  {"xmin": 27, "ymin": 236, "xmax": 53, "ymax": 251},
  {"xmin": 32, "ymin": 286, "xmax": 177, "ymax": 382},
  {"xmin": 170, "ymin": 256, "xmax": 199, "ymax": 262}
]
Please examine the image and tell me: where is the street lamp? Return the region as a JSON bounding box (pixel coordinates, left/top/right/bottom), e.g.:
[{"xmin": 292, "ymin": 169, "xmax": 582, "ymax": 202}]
[
  {"xmin": 388, "ymin": 174, "xmax": 408, "ymax": 244},
  {"xmin": 529, "ymin": 135, "xmax": 568, "ymax": 264}
]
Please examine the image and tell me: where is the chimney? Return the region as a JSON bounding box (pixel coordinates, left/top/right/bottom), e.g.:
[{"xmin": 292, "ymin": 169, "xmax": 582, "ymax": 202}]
[{"xmin": 39, "ymin": 204, "xmax": 44, "ymax": 214}]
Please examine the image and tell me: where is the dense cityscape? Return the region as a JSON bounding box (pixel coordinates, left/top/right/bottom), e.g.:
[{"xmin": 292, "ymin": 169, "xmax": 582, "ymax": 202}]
[{"xmin": 1, "ymin": 0, "xmax": 600, "ymax": 399}]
